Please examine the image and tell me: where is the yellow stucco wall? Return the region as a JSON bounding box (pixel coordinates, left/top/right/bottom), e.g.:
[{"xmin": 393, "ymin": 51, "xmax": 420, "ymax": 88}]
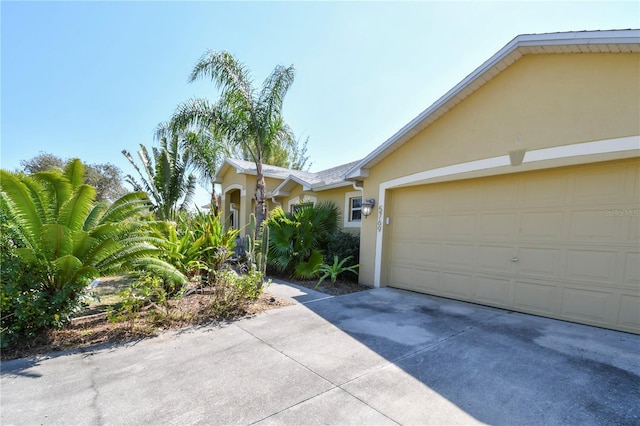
[{"xmin": 358, "ymin": 52, "xmax": 640, "ymax": 285}]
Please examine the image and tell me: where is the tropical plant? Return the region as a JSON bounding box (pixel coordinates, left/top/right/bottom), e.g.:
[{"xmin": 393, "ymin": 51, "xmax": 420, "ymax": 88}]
[
  {"xmin": 122, "ymin": 134, "xmax": 196, "ymax": 221},
  {"xmin": 156, "ymin": 123, "xmax": 226, "ymax": 214},
  {"xmin": 266, "ymin": 201, "xmax": 340, "ymax": 279},
  {"xmin": 189, "ymin": 210, "xmax": 239, "ymax": 286},
  {"xmin": 168, "ymin": 50, "xmax": 298, "ymax": 226},
  {"xmin": 0, "ymin": 160, "xmax": 185, "ymax": 346},
  {"xmin": 313, "ymin": 256, "xmax": 360, "ymax": 289},
  {"xmin": 326, "ymin": 230, "xmax": 360, "ymax": 282}
]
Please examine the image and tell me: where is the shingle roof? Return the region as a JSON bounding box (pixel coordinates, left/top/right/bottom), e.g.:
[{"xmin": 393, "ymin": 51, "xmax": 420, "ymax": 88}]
[{"xmin": 217, "ymin": 158, "xmax": 361, "ymax": 191}]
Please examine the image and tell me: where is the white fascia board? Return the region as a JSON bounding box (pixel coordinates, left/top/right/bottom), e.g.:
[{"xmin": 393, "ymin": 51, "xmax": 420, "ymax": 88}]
[
  {"xmin": 310, "ymin": 181, "xmax": 352, "ymax": 192},
  {"xmin": 344, "ymin": 30, "xmax": 640, "ymax": 179},
  {"xmin": 344, "ymin": 167, "xmax": 369, "ymax": 180},
  {"xmin": 271, "ymin": 175, "xmax": 314, "ymax": 195}
]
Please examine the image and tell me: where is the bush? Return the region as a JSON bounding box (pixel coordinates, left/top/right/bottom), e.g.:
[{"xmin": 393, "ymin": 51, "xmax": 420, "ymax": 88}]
[
  {"xmin": 210, "ymin": 269, "xmax": 265, "ymax": 317},
  {"xmin": 266, "ymin": 202, "xmax": 340, "ymax": 279},
  {"xmin": 325, "ymin": 231, "xmax": 360, "ymax": 282}
]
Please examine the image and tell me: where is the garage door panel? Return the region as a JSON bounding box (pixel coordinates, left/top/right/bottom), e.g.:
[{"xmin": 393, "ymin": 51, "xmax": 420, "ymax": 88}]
[
  {"xmin": 390, "ymin": 265, "xmax": 414, "ymax": 289},
  {"xmin": 521, "ymin": 211, "xmax": 565, "ymax": 241},
  {"xmin": 389, "ymin": 241, "xmax": 415, "ymax": 265},
  {"xmin": 387, "ymin": 159, "xmax": 640, "ymax": 333},
  {"xmin": 417, "ymin": 216, "xmax": 443, "ymax": 239},
  {"xmin": 475, "ymin": 277, "xmax": 511, "ymax": 306},
  {"xmin": 572, "ymin": 166, "xmax": 628, "ymax": 204},
  {"xmin": 569, "ymin": 210, "xmax": 621, "ymax": 242},
  {"xmin": 561, "ymin": 287, "xmax": 612, "ymax": 324},
  {"xmin": 446, "ymin": 214, "xmax": 476, "ymax": 239},
  {"xmin": 416, "ymin": 187, "xmax": 445, "ymax": 213},
  {"xmin": 480, "ymin": 179, "xmax": 519, "ymax": 209},
  {"xmin": 415, "ymin": 242, "xmax": 441, "ymax": 267},
  {"xmin": 623, "ymin": 252, "xmax": 639, "ymax": 286},
  {"xmin": 445, "ymin": 184, "xmax": 479, "ymax": 209},
  {"xmin": 565, "ymin": 249, "xmax": 617, "ymax": 283},
  {"xmin": 522, "ymin": 173, "xmax": 568, "ymax": 207},
  {"xmin": 479, "ymin": 213, "xmax": 518, "ymax": 239},
  {"xmin": 415, "ymin": 268, "xmax": 442, "ymax": 293},
  {"xmin": 442, "ymin": 244, "xmax": 475, "ymax": 269},
  {"xmin": 627, "ymin": 214, "xmax": 639, "ymax": 241},
  {"xmin": 517, "ymin": 247, "xmax": 561, "ymax": 277},
  {"xmin": 442, "ymin": 272, "xmax": 474, "ymax": 298},
  {"xmin": 478, "ymin": 245, "xmax": 513, "ymax": 273},
  {"xmin": 513, "ymin": 281, "xmax": 559, "ymax": 315},
  {"xmin": 618, "ymin": 295, "xmax": 640, "ymax": 330},
  {"xmin": 394, "ymin": 215, "xmax": 416, "ymax": 238}
]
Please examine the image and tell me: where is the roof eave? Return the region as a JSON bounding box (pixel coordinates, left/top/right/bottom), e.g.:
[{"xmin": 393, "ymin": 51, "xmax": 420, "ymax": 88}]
[{"xmin": 344, "ymin": 29, "xmax": 640, "ymax": 177}]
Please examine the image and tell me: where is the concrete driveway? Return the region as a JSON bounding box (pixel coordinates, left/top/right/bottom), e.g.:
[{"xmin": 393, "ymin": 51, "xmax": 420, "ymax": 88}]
[{"xmin": 2, "ymin": 281, "xmax": 639, "ymax": 425}]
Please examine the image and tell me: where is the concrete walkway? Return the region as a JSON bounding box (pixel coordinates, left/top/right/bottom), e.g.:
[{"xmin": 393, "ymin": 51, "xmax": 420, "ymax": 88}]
[{"xmin": 2, "ymin": 282, "xmax": 639, "ymax": 425}]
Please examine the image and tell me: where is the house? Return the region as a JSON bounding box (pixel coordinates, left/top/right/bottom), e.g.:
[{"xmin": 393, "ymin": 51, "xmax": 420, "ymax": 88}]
[
  {"xmin": 346, "ymin": 29, "xmax": 640, "ymax": 334},
  {"xmin": 214, "ymin": 158, "xmax": 364, "ymax": 234}
]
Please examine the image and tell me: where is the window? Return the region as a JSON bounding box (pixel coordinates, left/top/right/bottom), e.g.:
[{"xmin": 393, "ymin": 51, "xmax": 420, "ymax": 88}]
[
  {"xmin": 343, "ymin": 191, "xmax": 363, "ymax": 228},
  {"xmin": 349, "ymin": 196, "xmax": 362, "ymax": 222}
]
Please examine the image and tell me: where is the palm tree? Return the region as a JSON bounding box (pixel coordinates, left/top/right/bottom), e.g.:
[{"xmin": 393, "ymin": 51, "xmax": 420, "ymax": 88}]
[
  {"xmin": 0, "ymin": 159, "xmax": 185, "ymax": 331},
  {"xmin": 169, "ymin": 50, "xmax": 296, "ymax": 226},
  {"xmin": 155, "ymin": 123, "xmax": 226, "ymax": 215},
  {"xmin": 266, "ymin": 201, "xmax": 340, "ymax": 278},
  {"xmin": 122, "ymin": 134, "xmax": 196, "ymax": 221}
]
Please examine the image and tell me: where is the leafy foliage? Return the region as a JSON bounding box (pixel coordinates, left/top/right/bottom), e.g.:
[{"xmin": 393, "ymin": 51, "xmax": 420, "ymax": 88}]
[
  {"xmin": 265, "ymin": 201, "xmax": 340, "ymax": 279},
  {"xmin": 325, "ymin": 230, "xmax": 361, "ymax": 282},
  {"xmin": 0, "ymin": 160, "xmax": 184, "ymax": 347},
  {"xmin": 314, "ymin": 256, "xmax": 360, "ymax": 289},
  {"xmin": 122, "ymin": 135, "xmax": 196, "ymax": 221}
]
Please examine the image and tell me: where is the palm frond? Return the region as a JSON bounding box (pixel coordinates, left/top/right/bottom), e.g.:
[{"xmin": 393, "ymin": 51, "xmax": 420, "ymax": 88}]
[
  {"xmin": 63, "ymin": 158, "xmax": 85, "ymax": 191},
  {"xmin": 0, "ymin": 170, "xmax": 43, "ymax": 246}
]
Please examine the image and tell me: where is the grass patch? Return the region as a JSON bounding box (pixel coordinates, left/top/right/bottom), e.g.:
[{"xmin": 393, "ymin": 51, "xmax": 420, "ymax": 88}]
[{"xmin": 75, "ymin": 275, "xmax": 134, "ymax": 317}]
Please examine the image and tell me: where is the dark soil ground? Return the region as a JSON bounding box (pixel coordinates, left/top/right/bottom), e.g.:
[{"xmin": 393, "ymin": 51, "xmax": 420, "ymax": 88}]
[
  {"xmin": 1, "ymin": 276, "xmax": 368, "ymax": 361},
  {"xmin": 282, "ymin": 277, "xmax": 371, "ymax": 296}
]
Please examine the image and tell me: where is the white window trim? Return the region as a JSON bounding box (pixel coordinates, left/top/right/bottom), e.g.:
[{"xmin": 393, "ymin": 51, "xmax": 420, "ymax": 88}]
[
  {"xmin": 372, "ymin": 135, "xmax": 640, "ymax": 288},
  {"xmin": 343, "ymin": 191, "xmax": 363, "ymax": 228}
]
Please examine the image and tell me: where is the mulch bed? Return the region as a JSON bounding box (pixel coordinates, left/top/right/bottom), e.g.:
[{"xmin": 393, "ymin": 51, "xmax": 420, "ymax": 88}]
[{"xmin": 1, "ymin": 277, "xmax": 369, "ymax": 361}]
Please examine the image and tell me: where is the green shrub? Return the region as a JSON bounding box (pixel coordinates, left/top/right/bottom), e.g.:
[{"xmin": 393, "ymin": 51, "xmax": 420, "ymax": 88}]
[
  {"xmin": 266, "ymin": 202, "xmax": 339, "ymax": 279},
  {"xmin": 325, "ymin": 231, "xmax": 360, "ymax": 282},
  {"xmin": 209, "ymin": 269, "xmax": 266, "ymax": 318}
]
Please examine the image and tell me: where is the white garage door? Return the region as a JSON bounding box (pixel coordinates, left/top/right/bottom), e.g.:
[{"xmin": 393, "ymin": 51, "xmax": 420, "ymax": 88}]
[{"xmin": 387, "ymin": 159, "xmax": 639, "ymax": 333}]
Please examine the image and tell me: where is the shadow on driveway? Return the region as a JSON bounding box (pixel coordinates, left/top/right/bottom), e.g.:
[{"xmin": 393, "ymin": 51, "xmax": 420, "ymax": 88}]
[{"xmin": 243, "ymin": 286, "xmax": 640, "ymax": 424}]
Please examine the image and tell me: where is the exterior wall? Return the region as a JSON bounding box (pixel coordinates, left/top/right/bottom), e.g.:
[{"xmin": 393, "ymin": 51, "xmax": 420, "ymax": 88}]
[
  {"xmin": 220, "ymin": 169, "xmax": 293, "ymax": 235},
  {"xmin": 358, "ymin": 52, "xmax": 640, "ymax": 286}
]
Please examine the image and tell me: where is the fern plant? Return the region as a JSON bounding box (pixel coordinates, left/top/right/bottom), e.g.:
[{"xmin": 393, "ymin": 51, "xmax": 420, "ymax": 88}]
[{"xmin": 0, "ymin": 159, "xmax": 185, "ymax": 345}]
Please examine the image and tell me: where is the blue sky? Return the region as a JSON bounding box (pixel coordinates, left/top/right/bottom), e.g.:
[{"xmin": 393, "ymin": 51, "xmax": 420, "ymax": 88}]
[{"xmin": 2, "ymin": 1, "xmax": 638, "ymax": 206}]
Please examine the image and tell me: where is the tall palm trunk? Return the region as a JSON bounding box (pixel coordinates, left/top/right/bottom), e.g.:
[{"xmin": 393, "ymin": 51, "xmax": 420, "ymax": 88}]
[
  {"xmin": 255, "ymin": 162, "xmax": 267, "ymax": 230},
  {"xmin": 210, "ymin": 180, "xmax": 219, "ymax": 216}
]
